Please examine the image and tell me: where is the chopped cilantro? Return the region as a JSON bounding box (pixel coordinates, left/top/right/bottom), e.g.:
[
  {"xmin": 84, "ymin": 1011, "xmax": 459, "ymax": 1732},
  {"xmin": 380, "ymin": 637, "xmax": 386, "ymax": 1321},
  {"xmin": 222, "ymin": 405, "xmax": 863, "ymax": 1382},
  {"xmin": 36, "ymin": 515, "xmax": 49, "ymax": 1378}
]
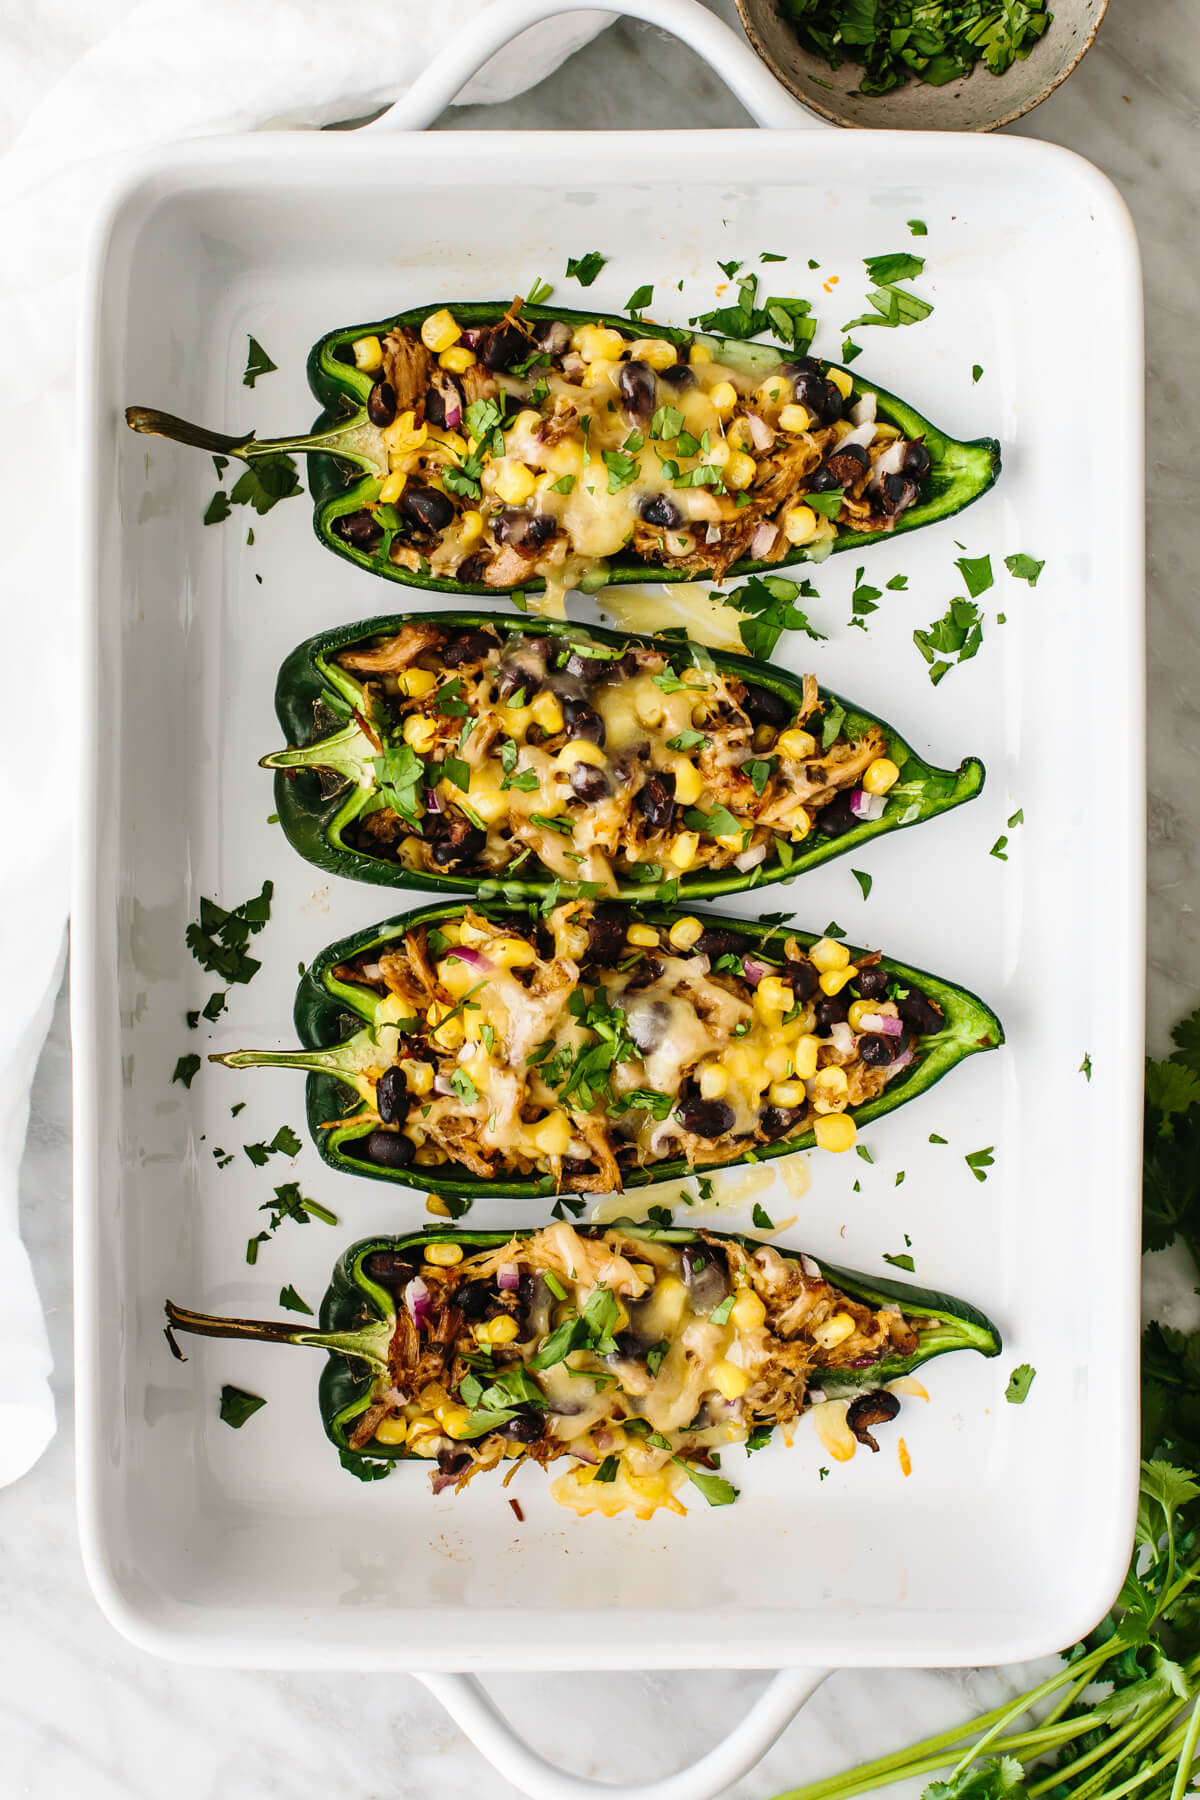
[
  {"xmin": 913, "ymin": 597, "xmax": 983, "ymax": 683},
  {"xmin": 841, "ymin": 339, "xmax": 863, "ymax": 364},
  {"xmin": 856, "ymin": 1144, "xmax": 874, "ymax": 1164},
  {"xmin": 1080, "ymin": 1053, "xmax": 1093, "ymax": 1082},
  {"xmin": 594, "ymin": 1455, "xmax": 620, "ymax": 1483},
  {"xmin": 886, "ymin": 573, "xmax": 908, "ymax": 590},
  {"xmin": 646, "ymin": 1204, "xmax": 674, "ymax": 1227},
  {"xmin": 186, "ymin": 881, "xmax": 273, "ymax": 985},
  {"xmin": 674, "ymin": 1459, "xmax": 738, "ymax": 1506},
  {"xmin": 625, "ymin": 283, "xmax": 654, "ymax": 313},
  {"xmin": 954, "ymin": 553, "xmax": 994, "ymax": 598},
  {"xmin": 219, "ymin": 1385, "xmax": 266, "ymax": 1428},
  {"xmin": 667, "ymin": 729, "xmax": 707, "ymax": 752},
  {"xmin": 752, "ymin": 1203, "xmax": 775, "ymax": 1231},
  {"xmin": 229, "ymin": 453, "xmax": 302, "ymax": 516},
  {"xmin": 718, "ymin": 258, "xmax": 743, "ymax": 278},
  {"xmin": 602, "ymin": 448, "xmax": 641, "ymax": 493},
  {"xmin": 242, "ymin": 336, "xmax": 277, "ymax": 387},
  {"xmin": 722, "ymin": 573, "xmax": 827, "ymax": 660},
  {"xmin": 965, "ymin": 1146, "xmax": 995, "ymax": 1183},
  {"xmin": 710, "ymin": 1294, "xmax": 736, "ymax": 1326},
  {"xmin": 278, "ymin": 1284, "xmax": 313, "ymax": 1315},
  {"xmin": 565, "ymin": 251, "xmax": 606, "ymax": 287},
  {"xmin": 1005, "ymin": 552, "xmax": 1045, "ymax": 586},
  {"xmin": 1008, "ymin": 808, "xmax": 1024, "ymax": 828},
  {"xmin": 908, "ymin": 219, "xmax": 928, "ymax": 236},
  {"xmin": 525, "ymin": 276, "xmax": 553, "ymax": 305},
  {"xmin": 883, "ymin": 1251, "xmax": 915, "ymax": 1272},
  {"xmin": 549, "ymin": 473, "xmax": 575, "ymax": 495},
  {"xmin": 745, "ymin": 1425, "xmax": 774, "ymax": 1452},
  {"xmin": 972, "ymin": 364, "xmax": 984, "ymax": 383},
  {"xmin": 172, "ymin": 1054, "xmax": 201, "ymax": 1089},
  {"xmin": 1005, "ymin": 1364, "xmax": 1037, "ymax": 1404},
  {"xmin": 990, "ymin": 836, "xmax": 1009, "ymax": 861},
  {"xmin": 204, "ymin": 489, "xmax": 231, "ymax": 526},
  {"xmin": 852, "ymin": 869, "xmax": 873, "ymax": 901},
  {"xmin": 863, "ymin": 251, "xmax": 925, "ymax": 285}
]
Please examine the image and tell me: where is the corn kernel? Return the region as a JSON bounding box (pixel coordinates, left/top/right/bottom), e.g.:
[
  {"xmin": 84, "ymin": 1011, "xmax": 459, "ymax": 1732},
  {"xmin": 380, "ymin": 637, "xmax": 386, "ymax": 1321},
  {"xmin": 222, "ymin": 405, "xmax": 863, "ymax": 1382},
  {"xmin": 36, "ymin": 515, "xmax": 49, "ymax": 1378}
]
[
  {"xmin": 689, "ymin": 343, "xmax": 713, "ymax": 365},
  {"xmin": 828, "ymin": 366, "xmax": 855, "ymax": 400},
  {"xmin": 699, "ymin": 1063, "xmax": 730, "ymax": 1100},
  {"xmin": 782, "ymin": 504, "xmax": 819, "ymax": 546},
  {"xmin": 672, "ymin": 758, "xmax": 704, "ymax": 805},
  {"xmin": 439, "ymin": 344, "xmax": 476, "ymax": 372},
  {"xmin": 414, "ymin": 1145, "xmax": 447, "ymax": 1167},
  {"xmin": 425, "ymin": 1002, "xmax": 465, "ymax": 1050},
  {"xmin": 725, "ymin": 450, "xmax": 757, "ymax": 491},
  {"xmin": 626, "ymin": 923, "xmax": 661, "ymax": 948},
  {"xmin": 755, "ymin": 376, "xmax": 791, "ymax": 409},
  {"xmin": 436, "ymin": 954, "xmax": 483, "ymax": 998},
  {"xmin": 634, "ymin": 690, "xmax": 666, "ymax": 728},
  {"xmin": 814, "ymin": 1112, "xmax": 857, "ymax": 1153},
  {"xmin": 530, "ymin": 1111, "xmax": 572, "ymax": 1156},
  {"xmin": 406, "ymin": 1419, "xmax": 443, "ymax": 1457},
  {"xmin": 474, "ymin": 1314, "xmax": 520, "ymax": 1346},
  {"xmin": 574, "ymin": 324, "xmax": 626, "ymax": 363},
  {"xmin": 420, "ymin": 308, "xmax": 462, "ymax": 354},
  {"xmin": 862, "ymin": 756, "xmax": 900, "ymax": 796},
  {"xmin": 352, "ymin": 335, "xmax": 384, "ymax": 372},
  {"xmin": 775, "ymin": 727, "xmax": 817, "ymax": 761},
  {"xmin": 378, "ymin": 469, "xmax": 408, "ymax": 505},
  {"xmin": 779, "ymin": 403, "xmax": 812, "ymax": 434},
  {"xmin": 403, "ymin": 713, "xmax": 439, "ymax": 755},
  {"xmin": 402, "ymin": 1058, "xmax": 434, "ymax": 1097},
  {"xmin": 764, "ymin": 1046, "xmax": 792, "ymax": 1080},
  {"xmin": 708, "ymin": 381, "xmax": 738, "ymax": 415},
  {"xmin": 787, "ymin": 1034, "xmax": 817, "ymax": 1081},
  {"xmin": 630, "ymin": 337, "xmax": 678, "ymax": 370},
  {"xmin": 492, "ymin": 936, "xmax": 538, "ymax": 969},
  {"xmin": 769, "ymin": 1080, "xmax": 805, "ymax": 1108},
  {"xmin": 847, "ymin": 999, "xmax": 876, "ymax": 1032},
  {"xmin": 494, "ymin": 461, "xmax": 537, "ymax": 505},
  {"xmin": 756, "ymin": 976, "xmax": 795, "ymax": 1014},
  {"xmin": 810, "ymin": 936, "xmax": 851, "ymax": 974},
  {"xmin": 424, "ymin": 1240, "xmax": 464, "ymax": 1267},
  {"xmin": 705, "ymin": 436, "xmax": 731, "ymax": 469},
  {"xmin": 732, "ymin": 1289, "xmax": 768, "ymax": 1330},
  {"xmin": 819, "ymin": 965, "xmax": 858, "ymax": 997},
  {"xmin": 712, "ymin": 1359, "xmax": 749, "ymax": 1400},
  {"xmin": 582, "ymin": 357, "xmax": 618, "ymax": 390},
  {"xmin": 377, "ymin": 993, "xmax": 419, "ymax": 1028},
  {"xmin": 530, "ymin": 691, "xmax": 564, "ymax": 734},
  {"xmin": 668, "ymin": 831, "xmax": 700, "ymax": 870},
  {"xmin": 373, "ymin": 1412, "xmax": 409, "ymax": 1445},
  {"xmin": 397, "ymin": 666, "xmax": 437, "ymax": 698},
  {"xmin": 788, "ymin": 806, "xmax": 813, "ymax": 839},
  {"xmin": 426, "ymin": 427, "xmax": 466, "ymax": 458},
  {"xmin": 458, "ymin": 509, "xmax": 484, "ymax": 546},
  {"xmin": 667, "ymin": 915, "xmax": 704, "ymax": 951},
  {"xmin": 555, "ymin": 740, "xmax": 608, "ymax": 773},
  {"xmin": 813, "ymin": 1311, "xmax": 857, "ymax": 1350}
]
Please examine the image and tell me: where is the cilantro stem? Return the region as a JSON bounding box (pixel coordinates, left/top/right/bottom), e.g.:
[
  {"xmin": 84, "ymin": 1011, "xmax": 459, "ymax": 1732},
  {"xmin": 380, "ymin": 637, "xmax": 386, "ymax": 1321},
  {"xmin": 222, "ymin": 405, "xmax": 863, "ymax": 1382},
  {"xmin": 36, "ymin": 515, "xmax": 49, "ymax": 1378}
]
[{"xmin": 1169, "ymin": 1702, "xmax": 1200, "ymax": 1800}]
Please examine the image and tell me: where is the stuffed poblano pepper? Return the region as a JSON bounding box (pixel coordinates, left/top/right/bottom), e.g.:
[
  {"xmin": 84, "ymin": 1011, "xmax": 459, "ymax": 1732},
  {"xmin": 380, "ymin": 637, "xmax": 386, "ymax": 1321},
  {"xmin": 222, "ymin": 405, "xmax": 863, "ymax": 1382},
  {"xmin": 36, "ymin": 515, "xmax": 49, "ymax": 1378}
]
[
  {"xmin": 166, "ymin": 1221, "xmax": 1002, "ymax": 1517},
  {"xmin": 214, "ymin": 897, "xmax": 1002, "ymax": 1195},
  {"xmin": 126, "ymin": 297, "xmax": 1000, "ymax": 610},
  {"xmin": 266, "ymin": 612, "xmax": 983, "ymax": 899}
]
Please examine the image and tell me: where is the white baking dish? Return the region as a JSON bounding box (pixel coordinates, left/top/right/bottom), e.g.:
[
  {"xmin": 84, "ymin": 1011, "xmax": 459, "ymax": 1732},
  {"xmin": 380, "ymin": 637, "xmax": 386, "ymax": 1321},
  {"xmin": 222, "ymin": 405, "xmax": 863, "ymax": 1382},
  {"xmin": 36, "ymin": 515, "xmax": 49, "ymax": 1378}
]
[{"xmin": 73, "ymin": 1, "xmax": 1145, "ymax": 1793}]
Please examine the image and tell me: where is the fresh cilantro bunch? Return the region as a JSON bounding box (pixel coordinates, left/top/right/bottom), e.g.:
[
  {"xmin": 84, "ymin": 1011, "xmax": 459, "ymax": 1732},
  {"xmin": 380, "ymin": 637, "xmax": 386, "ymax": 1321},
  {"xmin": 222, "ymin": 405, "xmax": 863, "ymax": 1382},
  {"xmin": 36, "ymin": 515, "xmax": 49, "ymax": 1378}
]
[{"xmin": 781, "ymin": 0, "xmax": 1053, "ymax": 97}]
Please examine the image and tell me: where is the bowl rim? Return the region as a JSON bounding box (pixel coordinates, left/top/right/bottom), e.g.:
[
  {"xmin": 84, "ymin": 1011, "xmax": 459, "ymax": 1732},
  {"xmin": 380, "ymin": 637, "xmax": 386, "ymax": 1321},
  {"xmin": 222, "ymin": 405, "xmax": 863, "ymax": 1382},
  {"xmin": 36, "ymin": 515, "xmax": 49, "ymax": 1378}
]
[{"xmin": 733, "ymin": 0, "xmax": 1110, "ymax": 132}]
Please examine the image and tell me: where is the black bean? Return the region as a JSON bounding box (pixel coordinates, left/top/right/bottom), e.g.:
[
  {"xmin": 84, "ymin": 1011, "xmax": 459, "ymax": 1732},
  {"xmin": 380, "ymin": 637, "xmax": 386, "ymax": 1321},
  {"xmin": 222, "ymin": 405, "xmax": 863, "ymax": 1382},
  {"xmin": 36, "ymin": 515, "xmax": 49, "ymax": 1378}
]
[
  {"xmin": 815, "ymin": 993, "xmax": 850, "ymax": 1030},
  {"xmin": 782, "ymin": 958, "xmax": 819, "ymax": 1002},
  {"xmin": 623, "ymin": 956, "xmax": 663, "ymax": 993},
  {"xmin": 332, "ymin": 509, "xmax": 382, "ymax": 551},
  {"xmin": 441, "ymin": 629, "xmax": 496, "ymax": 667},
  {"xmin": 455, "ymin": 551, "xmax": 489, "ymax": 585},
  {"xmin": 500, "ymin": 1412, "xmax": 543, "ymax": 1443},
  {"xmin": 846, "ymin": 1390, "xmax": 901, "ymax": 1453},
  {"xmin": 694, "ymin": 927, "xmax": 743, "ymax": 960},
  {"xmin": 639, "ymin": 493, "xmax": 683, "ymax": 530},
  {"xmin": 496, "ymin": 664, "xmax": 541, "ymax": 702},
  {"xmin": 563, "ymin": 649, "xmax": 610, "ymax": 682},
  {"xmin": 428, "ymin": 817, "xmax": 485, "ymax": 869},
  {"xmin": 479, "ymin": 321, "xmax": 528, "ymax": 372},
  {"xmin": 585, "ymin": 908, "xmax": 628, "ymax": 967},
  {"xmin": 362, "ymin": 1250, "xmax": 416, "ymax": 1285},
  {"xmin": 367, "ymin": 377, "xmax": 397, "ymax": 427},
  {"xmin": 792, "ymin": 369, "xmax": 844, "ymax": 424},
  {"xmin": 562, "ymin": 697, "xmax": 606, "ymax": 744},
  {"xmin": 858, "ymin": 1033, "xmax": 902, "ymax": 1068},
  {"xmin": 675, "ymin": 1095, "xmax": 735, "ymax": 1139},
  {"xmin": 807, "ymin": 463, "xmax": 840, "ymax": 494},
  {"xmin": 362, "ymin": 1129, "xmax": 415, "ymax": 1169},
  {"xmin": 423, "ymin": 372, "xmax": 464, "ymax": 430},
  {"xmin": 570, "ymin": 762, "xmax": 610, "ymax": 803},
  {"xmin": 815, "ymin": 790, "xmax": 857, "ymax": 839},
  {"xmin": 611, "ymin": 1330, "xmax": 648, "ymax": 1364},
  {"xmin": 618, "ymin": 359, "xmax": 656, "ymax": 424},
  {"xmin": 456, "ymin": 1279, "xmax": 495, "ymax": 1322},
  {"xmin": 436, "ymin": 1447, "xmax": 472, "ymax": 1478},
  {"xmin": 680, "ymin": 1241, "xmax": 730, "ymax": 1310},
  {"xmin": 635, "ymin": 769, "xmax": 676, "ymax": 832},
  {"xmin": 896, "ymin": 985, "xmax": 945, "ymax": 1036},
  {"xmin": 903, "ymin": 439, "xmax": 932, "ymax": 481},
  {"xmin": 879, "ymin": 472, "xmax": 920, "ymax": 516},
  {"xmin": 823, "ymin": 443, "xmax": 870, "ymax": 487},
  {"xmin": 376, "ymin": 1064, "xmax": 408, "ymax": 1125},
  {"xmin": 741, "ymin": 683, "xmax": 791, "ymax": 728},
  {"xmin": 494, "ymin": 508, "xmax": 555, "ymax": 552},
  {"xmin": 853, "ymin": 963, "xmax": 889, "ymax": 1001},
  {"xmin": 628, "ymin": 999, "xmax": 672, "ymax": 1055},
  {"xmin": 537, "ymin": 320, "xmax": 572, "ymax": 356},
  {"xmin": 400, "ymin": 484, "xmax": 454, "ymax": 534},
  {"xmin": 659, "ymin": 362, "xmax": 695, "ymax": 389},
  {"xmin": 760, "ymin": 1103, "xmax": 806, "ymax": 1142}
]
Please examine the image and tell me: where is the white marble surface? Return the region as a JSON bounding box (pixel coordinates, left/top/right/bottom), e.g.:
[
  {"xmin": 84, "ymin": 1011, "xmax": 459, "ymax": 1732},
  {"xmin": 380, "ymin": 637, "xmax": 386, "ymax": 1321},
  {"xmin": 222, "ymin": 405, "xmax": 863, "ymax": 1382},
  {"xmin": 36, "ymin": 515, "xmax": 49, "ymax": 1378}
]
[{"xmin": 7, "ymin": 1, "xmax": 1200, "ymax": 1793}]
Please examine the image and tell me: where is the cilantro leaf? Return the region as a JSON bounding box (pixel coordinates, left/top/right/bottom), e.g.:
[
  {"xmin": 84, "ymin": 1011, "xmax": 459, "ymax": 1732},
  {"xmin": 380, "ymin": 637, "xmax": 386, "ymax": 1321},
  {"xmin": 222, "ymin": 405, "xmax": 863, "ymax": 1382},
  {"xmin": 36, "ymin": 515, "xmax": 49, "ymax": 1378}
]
[
  {"xmin": 852, "ymin": 869, "xmax": 873, "ymax": 900},
  {"xmin": 722, "ymin": 573, "xmax": 827, "ymax": 660},
  {"xmin": 1004, "ymin": 1364, "xmax": 1037, "ymax": 1405},
  {"xmin": 955, "ymin": 553, "xmax": 994, "ymax": 598},
  {"xmin": 229, "ymin": 452, "xmax": 302, "ymax": 516},
  {"xmin": 752, "ymin": 1203, "xmax": 775, "ymax": 1230},
  {"xmin": 624, "ymin": 283, "xmax": 654, "ymax": 313},
  {"xmin": 338, "ymin": 1448, "xmax": 394, "ymax": 1482},
  {"xmin": 204, "ymin": 489, "xmax": 231, "ymax": 526},
  {"xmin": 278, "ymin": 1284, "xmax": 313, "ymax": 1315},
  {"xmin": 965, "ymin": 1146, "xmax": 995, "ymax": 1182},
  {"xmin": 883, "ymin": 1251, "xmax": 915, "ymax": 1272},
  {"xmin": 1005, "ymin": 553, "xmax": 1045, "ymax": 586},
  {"xmin": 172, "ymin": 1054, "xmax": 201, "ymax": 1089},
  {"xmin": 566, "ymin": 252, "xmax": 606, "ymax": 287},
  {"xmin": 674, "ymin": 1459, "xmax": 739, "ymax": 1507},
  {"xmin": 863, "ymin": 252, "xmax": 925, "ymax": 285},
  {"xmin": 242, "ymin": 336, "xmax": 277, "ymax": 387},
  {"xmin": 219, "ymin": 1385, "xmax": 266, "ymax": 1428}
]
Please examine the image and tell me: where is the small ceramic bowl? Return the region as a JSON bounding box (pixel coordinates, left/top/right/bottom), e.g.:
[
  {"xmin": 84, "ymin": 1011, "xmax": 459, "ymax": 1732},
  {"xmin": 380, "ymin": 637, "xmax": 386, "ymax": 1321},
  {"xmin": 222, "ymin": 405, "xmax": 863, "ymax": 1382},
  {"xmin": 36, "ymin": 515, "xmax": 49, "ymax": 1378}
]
[{"xmin": 734, "ymin": 0, "xmax": 1108, "ymax": 131}]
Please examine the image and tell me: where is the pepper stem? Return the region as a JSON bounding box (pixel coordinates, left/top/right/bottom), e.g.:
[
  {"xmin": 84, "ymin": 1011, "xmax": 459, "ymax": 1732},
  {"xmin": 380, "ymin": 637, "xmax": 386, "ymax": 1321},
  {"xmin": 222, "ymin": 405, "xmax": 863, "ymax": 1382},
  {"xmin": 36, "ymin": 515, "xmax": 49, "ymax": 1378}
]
[
  {"xmin": 260, "ymin": 719, "xmax": 378, "ymax": 786},
  {"xmin": 125, "ymin": 405, "xmax": 388, "ymax": 478},
  {"xmin": 164, "ymin": 1300, "xmax": 393, "ymax": 1373}
]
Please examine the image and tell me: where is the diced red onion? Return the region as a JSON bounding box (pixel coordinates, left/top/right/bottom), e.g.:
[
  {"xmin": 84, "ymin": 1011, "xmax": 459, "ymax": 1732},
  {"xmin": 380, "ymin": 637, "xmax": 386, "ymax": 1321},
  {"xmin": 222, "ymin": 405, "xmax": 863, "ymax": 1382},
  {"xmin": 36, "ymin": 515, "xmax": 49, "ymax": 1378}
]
[
  {"xmin": 800, "ymin": 1253, "xmax": 822, "ymax": 1278},
  {"xmin": 750, "ymin": 521, "xmax": 778, "ymax": 559},
  {"xmin": 404, "ymin": 1277, "xmax": 432, "ymax": 1328},
  {"xmin": 888, "ymin": 1046, "xmax": 915, "ymax": 1074},
  {"xmin": 459, "ymin": 328, "xmax": 480, "ymax": 348},
  {"xmin": 850, "ymin": 392, "xmax": 877, "ymax": 429},
  {"xmin": 424, "ymin": 787, "xmax": 442, "ymax": 814},
  {"xmin": 860, "ymin": 1012, "xmax": 904, "ymax": 1037},
  {"xmin": 830, "ymin": 1021, "xmax": 856, "ymax": 1057},
  {"xmin": 849, "ymin": 788, "xmax": 886, "ymax": 822},
  {"xmin": 447, "ymin": 945, "xmax": 494, "ymax": 971},
  {"xmin": 742, "ymin": 957, "xmax": 771, "ymax": 987},
  {"xmin": 746, "ymin": 411, "xmax": 775, "ymax": 451},
  {"xmin": 497, "ymin": 1263, "xmax": 521, "ymax": 1291},
  {"xmin": 734, "ymin": 843, "xmax": 768, "ymax": 872},
  {"xmin": 443, "ymin": 400, "xmax": 462, "ymax": 432}
]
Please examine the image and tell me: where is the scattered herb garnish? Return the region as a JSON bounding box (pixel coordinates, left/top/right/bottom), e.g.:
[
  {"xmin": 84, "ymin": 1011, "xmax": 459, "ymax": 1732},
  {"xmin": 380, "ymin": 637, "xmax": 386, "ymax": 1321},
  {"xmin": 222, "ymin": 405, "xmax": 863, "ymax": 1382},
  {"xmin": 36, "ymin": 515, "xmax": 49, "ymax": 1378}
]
[
  {"xmin": 883, "ymin": 1251, "xmax": 915, "ymax": 1272},
  {"xmin": 278, "ymin": 1284, "xmax": 313, "ymax": 1315},
  {"xmin": 1080, "ymin": 1053, "xmax": 1093, "ymax": 1082},
  {"xmin": 852, "ymin": 869, "xmax": 873, "ymax": 901},
  {"xmin": 1005, "ymin": 552, "xmax": 1045, "ymax": 586},
  {"xmin": 186, "ymin": 881, "xmax": 273, "ymax": 985},
  {"xmin": 1005, "ymin": 1363, "xmax": 1037, "ymax": 1404},
  {"xmin": 907, "ymin": 219, "xmax": 928, "ymax": 236},
  {"xmin": 219, "ymin": 1385, "xmax": 266, "ymax": 1428},
  {"xmin": 913, "ymin": 596, "xmax": 983, "ymax": 685},
  {"xmin": 954, "ymin": 552, "xmax": 994, "ymax": 598},
  {"xmin": 989, "ymin": 836, "xmax": 1008, "ymax": 860},
  {"xmin": 752, "ymin": 1203, "xmax": 775, "ymax": 1231},
  {"xmin": 722, "ymin": 573, "xmax": 827, "ymax": 660},
  {"xmin": 624, "ymin": 283, "xmax": 654, "ymax": 314},
  {"xmin": 972, "ymin": 363, "xmax": 984, "ymax": 383},
  {"xmin": 172, "ymin": 1055, "xmax": 201, "ymax": 1089},
  {"xmin": 965, "ymin": 1146, "xmax": 995, "ymax": 1182},
  {"xmin": 242, "ymin": 335, "xmax": 277, "ymax": 388},
  {"xmin": 785, "ymin": 0, "xmax": 1051, "ymax": 94},
  {"xmin": 565, "ymin": 252, "xmax": 606, "ymax": 287}
]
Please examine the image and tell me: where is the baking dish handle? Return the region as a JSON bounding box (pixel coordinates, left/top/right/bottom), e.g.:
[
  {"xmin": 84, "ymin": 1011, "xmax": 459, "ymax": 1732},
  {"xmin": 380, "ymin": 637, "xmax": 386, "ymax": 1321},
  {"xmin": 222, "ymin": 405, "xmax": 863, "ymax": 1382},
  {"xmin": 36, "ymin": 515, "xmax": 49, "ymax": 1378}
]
[
  {"xmin": 416, "ymin": 1665, "xmax": 829, "ymax": 1800},
  {"xmin": 369, "ymin": 0, "xmax": 824, "ymax": 133}
]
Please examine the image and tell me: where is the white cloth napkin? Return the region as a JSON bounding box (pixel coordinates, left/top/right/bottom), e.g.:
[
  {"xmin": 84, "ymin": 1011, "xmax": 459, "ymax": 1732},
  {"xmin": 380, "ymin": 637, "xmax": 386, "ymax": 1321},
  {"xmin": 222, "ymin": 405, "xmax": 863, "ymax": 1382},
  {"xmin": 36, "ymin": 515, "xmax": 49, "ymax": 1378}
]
[{"xmin": 0, "ymin": 0, "xmax": 608, "ymax": 1489}]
